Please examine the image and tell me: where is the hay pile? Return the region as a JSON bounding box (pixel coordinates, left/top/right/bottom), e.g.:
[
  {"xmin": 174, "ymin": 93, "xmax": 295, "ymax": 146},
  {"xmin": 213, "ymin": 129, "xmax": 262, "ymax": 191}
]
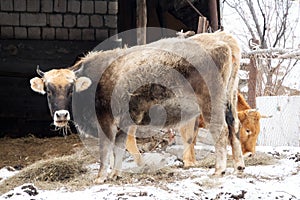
[
  {"xmin": 0, "ymin": 150, "xmax": 96, "ymax": 194},
  {"xmin": 0, "ymin": 134, "xmax": 82, "ymax": 169},
  {"xmin": 244, "ymin": 152, "xmax": 278, "ymax": 166}
]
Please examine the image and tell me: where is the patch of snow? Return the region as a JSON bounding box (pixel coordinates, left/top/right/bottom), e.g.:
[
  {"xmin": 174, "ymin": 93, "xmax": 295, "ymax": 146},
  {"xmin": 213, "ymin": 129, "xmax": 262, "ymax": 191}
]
[
  {"xmin": 0, "ymin": 167, "xmax": 19, "ymax": 183},
  {"xmin": 1, "ymin": 146, "xmax": 299, "ymax": 200},
  {"xmin": 238, "ymin": 70, "xmax": 249, "ymax": 80}
]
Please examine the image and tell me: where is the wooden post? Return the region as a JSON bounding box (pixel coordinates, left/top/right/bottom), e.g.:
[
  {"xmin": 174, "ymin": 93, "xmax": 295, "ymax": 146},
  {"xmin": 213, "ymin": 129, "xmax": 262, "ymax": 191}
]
[
  {"xmin": 247, "ymin": 38, "xmax": 260, "ymax": 108},
  {"xmin": 136, "ymin": 0, "xmax": 147, "ymax": 45},
  {"xmin": 208, "ymin": 0, "xmax": 218, "ymax": 31},
  {"xmin": 197, "ymin": 16, "xmax": 209, "ymax": 33},
  {"xmin": 247, "ymin": 56, "xmax": 257, "ymax": 108}
]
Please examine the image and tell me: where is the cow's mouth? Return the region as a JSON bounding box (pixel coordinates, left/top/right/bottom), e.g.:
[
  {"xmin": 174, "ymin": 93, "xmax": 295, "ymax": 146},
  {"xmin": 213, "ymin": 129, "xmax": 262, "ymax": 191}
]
[
  {"xmin": 53, "ymin": 110, "xmax": 70, "ymax": 128},
  {"xmin": 52, "ymin": 120, "xmax": 71, "ymax": 136},
  {"xmin": 54, "ymin": 120, "xmax": 69, "ymax": 128}
]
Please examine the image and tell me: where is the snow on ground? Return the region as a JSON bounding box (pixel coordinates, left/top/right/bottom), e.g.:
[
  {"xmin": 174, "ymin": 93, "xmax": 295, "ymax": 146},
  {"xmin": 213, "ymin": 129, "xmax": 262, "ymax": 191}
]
[{"xmin": 1, "ymin": 146, "xmax": 299, "ymax": 200}]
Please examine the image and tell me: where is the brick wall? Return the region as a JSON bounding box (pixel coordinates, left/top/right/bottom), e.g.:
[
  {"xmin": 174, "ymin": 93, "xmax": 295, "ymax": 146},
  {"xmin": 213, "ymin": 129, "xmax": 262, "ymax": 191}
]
[{"xmin": 0, "ymin": 0, "xmax": 118, "ymax": 41}]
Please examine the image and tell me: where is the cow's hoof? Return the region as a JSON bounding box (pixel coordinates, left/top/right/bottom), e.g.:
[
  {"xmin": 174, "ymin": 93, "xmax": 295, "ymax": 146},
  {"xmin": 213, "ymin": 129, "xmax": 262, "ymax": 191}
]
[
  {"xmin": 233, "ymin": 166, "xmax": 245, "ymax": 175},
  {"xmin": 108, "ymin": 170, "xmax": 121, "ymax": 181},
  {"xmin": 183, "ymin": 161, "xmax": 196, "ymax": 168},
  {"xmin": 243, "ymin": 152, "xmax": 253, "ymax": 158},
  {"xmin": 213, "ymin": 170, "xmax": 226, "ymax": 177},
  {"xmin": 94, "ymin": 176, "xmax": 107, "ymax": 184},
  {"xmin": 135, "ymin": 157, "xmax": 145, "ymax": 167}
]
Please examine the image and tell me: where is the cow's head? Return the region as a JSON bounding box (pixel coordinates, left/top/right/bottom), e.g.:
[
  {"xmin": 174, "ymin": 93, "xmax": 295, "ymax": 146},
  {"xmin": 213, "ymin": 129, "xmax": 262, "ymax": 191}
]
[
  {"xmin": 30, "ymin": 66, "xmax": 92, "ymax": 128},
  {"xmin": 238, "ymin": 109, "xmax": 261, "ymax": 137}
]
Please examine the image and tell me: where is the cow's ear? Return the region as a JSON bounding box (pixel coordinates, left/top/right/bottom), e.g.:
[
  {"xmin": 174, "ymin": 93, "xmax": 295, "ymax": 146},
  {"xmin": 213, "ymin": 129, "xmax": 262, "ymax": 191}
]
[
  {"xmin": 75, "ymin": 77, "xmax": 91, "ymax": 92},
  {"xmin": 238, "ymin": 111, "xmax": 247, "ymax": 122},
  {"xmin": 30, "ymin": 77, "xmax": 45, "ymax": 94}
]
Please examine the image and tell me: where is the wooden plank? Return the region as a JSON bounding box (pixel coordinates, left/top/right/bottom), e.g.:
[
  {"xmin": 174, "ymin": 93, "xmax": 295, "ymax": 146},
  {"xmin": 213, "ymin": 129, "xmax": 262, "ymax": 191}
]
[
  {"xmin": 197, "ymin": 16, "xmax": 208, "ymax": 33},
  {"xmin": 136, "ymin": 0, "xmax": 147, "ymax": 45}
]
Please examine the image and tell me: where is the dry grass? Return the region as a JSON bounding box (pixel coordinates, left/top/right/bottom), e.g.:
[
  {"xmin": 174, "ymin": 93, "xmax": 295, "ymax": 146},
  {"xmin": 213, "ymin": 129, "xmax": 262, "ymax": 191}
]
[
  {"xmin": 244, "ymin": 152, "xmax": 278, "ymax": 166},
  {"xmin": 0, "ymin": 149, "xmax": 277, "ymax": 195},
  {"xmin": 0, "ymin": 134, "xmax": 82, "ymax": 169},
  {"xmin": 0, "ymin": 150, "xmax": 96, "ymax": 195},
  {"xmin": 195, "ymin": 151, "xmax": 277, "ymax": 169}
]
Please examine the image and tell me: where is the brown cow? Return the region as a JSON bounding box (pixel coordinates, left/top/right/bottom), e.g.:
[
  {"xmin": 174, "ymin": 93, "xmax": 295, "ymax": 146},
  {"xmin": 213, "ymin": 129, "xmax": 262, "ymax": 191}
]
[
  {"xmin": 191, "ymin": 92, "xmax": 267, "ymax": 157},
  {"xmin": 30, "ymin": 31, "xmax": 244, "ymax": 183},
  {"xmin": 237, "ymin": 93, "xmax": 271, "ymax": 157},
  {"xmin": 238, "ymin": 109, "xmax": 262, "ymax": 157},
  {"xmin": 126, "ymin": 31, "xmax": 245, "ymax": 173}
]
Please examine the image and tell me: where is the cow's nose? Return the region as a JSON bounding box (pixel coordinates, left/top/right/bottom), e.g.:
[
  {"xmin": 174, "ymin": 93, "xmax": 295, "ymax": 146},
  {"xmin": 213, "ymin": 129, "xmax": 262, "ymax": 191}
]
[{"xmin": 54, "ymin": 110, "xmax": 70, "ymax": 121}]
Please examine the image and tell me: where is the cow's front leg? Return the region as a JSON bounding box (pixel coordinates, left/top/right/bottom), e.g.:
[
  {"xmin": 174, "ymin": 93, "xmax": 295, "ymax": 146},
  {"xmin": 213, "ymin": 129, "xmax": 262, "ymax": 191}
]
[
  {"xmin": 109, "ymin": 126, "xmax": 136, "ymax": 180},
  {"xmin": 95, "ymin": 139, "xmax": 113, "ymax": 184},
  {"xmin": 109, "ymin": 134, "xmax": 125, "ymax": 180},
  {"xmin": 95, "ymin": 123, "xmax": 115, "ymax": 184}
]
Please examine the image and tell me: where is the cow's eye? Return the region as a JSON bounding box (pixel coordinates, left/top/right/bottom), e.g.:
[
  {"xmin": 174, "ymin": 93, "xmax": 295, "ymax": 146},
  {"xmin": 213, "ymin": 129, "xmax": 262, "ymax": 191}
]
[
  {"xmin": 46, "ymin": 84, "xmax": 55, "ymax": 95},
  {"xmin": 67, "ymin": 87, "xmax": 73, "ymax": 96}
]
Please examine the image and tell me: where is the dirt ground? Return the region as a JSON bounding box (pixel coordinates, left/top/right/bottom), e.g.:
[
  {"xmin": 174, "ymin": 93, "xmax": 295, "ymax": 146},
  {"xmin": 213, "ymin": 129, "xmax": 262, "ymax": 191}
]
[
  {"xmin": 0, "ymin": 132, "xmax": 280, "ymax": 197},
  {"xmin": 0, "ymin": 134, "xmax": 83, "ymax": 169}
]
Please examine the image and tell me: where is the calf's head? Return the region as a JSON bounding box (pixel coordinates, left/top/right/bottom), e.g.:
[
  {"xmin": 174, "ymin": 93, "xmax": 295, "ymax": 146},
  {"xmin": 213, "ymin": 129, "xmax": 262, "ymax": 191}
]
[
  {"xmin": 238, "ymin": 109, "xmax": 261, "ymax": 155},
  {"xmin": 238, "ymin": 109, "xmax": 261, "ymax": 138},
  {"xmin": 30, "ymin": 66, "xmax": 91, "ymax": 127}
]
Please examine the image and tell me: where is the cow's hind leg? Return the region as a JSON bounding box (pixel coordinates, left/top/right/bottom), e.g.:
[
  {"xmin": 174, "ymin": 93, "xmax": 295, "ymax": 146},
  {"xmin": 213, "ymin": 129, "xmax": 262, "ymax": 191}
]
[
  {"xmin": 109, "ymin": 125, "xmax": 138, "ymax": 179},
  {"xmin": 230, "ymin": 133, "xmax": 245, "ymax": 173},
  {"xmin": 226, "ymin": 103, "xmax": 245, "ymax": 173},
  {"xmin": 180, "ymin": 117, "xmax": 198, "ymax": 168},
  {"xmin": 213, "ymin": 124, "xmax": 228, "ymax": 176},
  {"xmin": 207, "ymin": 100, "xmax": 228, "ymax": 176}
]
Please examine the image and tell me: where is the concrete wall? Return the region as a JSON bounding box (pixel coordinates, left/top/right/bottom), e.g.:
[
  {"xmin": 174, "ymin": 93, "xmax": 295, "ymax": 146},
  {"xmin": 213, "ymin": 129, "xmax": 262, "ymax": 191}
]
[
  {"xmin": 0, "ymin": 0, "xmax": 118, "ymax": 41},
  {"xmin": 257, "ymin": 96, "xmax": 300, "ymax": 147}
]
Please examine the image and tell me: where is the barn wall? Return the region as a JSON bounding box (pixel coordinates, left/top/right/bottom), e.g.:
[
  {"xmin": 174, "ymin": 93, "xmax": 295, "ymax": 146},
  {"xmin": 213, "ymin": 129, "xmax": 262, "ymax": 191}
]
[
  {"xmin": 257, "ymin": 96, "xmax": 300, "ymax": 147},
  {"xmin": 0, "ymin": 39, "xmax": 99, "ymax": 137},
  {"xmin": 0, "ymin": 0, "xmax": 118, "ymax": 41},
  {"xmin": 0, "ymin": 0, "xmax": 221, "ymax": 138}
]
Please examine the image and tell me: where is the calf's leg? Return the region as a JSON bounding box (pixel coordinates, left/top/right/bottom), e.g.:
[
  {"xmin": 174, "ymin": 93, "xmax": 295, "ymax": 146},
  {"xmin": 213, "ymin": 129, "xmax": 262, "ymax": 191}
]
[
  {"xmin": 125, "ymin": 128, "xmax": 144, "ymax": 166},
  {"xmin": 180, "ymin": 117, "xmax": 198, "ymax": 167}
]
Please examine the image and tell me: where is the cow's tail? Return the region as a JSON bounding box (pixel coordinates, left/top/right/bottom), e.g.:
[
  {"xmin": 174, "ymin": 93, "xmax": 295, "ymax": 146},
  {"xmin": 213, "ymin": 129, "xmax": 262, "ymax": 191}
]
[{"xmin": 225, "ymin": 102, "xmax": 239, "ymax": 140}]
